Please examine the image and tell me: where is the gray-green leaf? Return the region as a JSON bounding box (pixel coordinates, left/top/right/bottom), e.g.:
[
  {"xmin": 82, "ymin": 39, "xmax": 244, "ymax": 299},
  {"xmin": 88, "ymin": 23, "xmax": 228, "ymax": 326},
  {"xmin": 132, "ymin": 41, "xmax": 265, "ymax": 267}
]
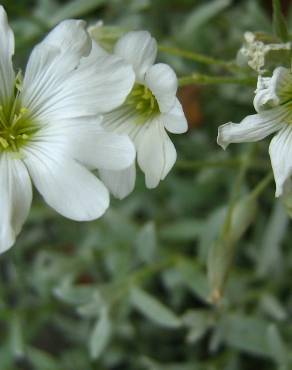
[
  {"xmin": 89, "ymin": 307, "xmax": 111, "ymax": 360},
  {"xmin": 130, "ymin": 287, "xmax": 181, "ymax": 328},
  {"xmin": 272, "ymin": 0, "xmax": 289, "ymax": 42}
]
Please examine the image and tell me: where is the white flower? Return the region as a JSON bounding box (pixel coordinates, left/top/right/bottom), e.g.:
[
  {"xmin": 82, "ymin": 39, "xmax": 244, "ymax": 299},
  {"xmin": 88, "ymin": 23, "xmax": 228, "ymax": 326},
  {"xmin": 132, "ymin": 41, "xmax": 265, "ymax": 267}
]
[
  {"xmin": 96, "ymin": 31, "xmax": 188, "ymax": 199},
  {"xmin": 0, "ymin": 6, "xmax": 135, "ymax": 253},
  {"xmin": 217, "ymin": 66, "xmax": 292, "ymax": 197}
]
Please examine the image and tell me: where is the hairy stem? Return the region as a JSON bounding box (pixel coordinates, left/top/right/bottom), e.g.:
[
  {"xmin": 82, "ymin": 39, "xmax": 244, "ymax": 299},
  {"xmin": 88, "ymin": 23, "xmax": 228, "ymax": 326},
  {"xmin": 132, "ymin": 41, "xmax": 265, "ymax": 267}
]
[
  {"xmin": 179, "ymin": 73, "xmax": 256, "ymax": 87},
  {"xmin": 159, "ymin": 45, "xmax": 241, "ymax": 73}
]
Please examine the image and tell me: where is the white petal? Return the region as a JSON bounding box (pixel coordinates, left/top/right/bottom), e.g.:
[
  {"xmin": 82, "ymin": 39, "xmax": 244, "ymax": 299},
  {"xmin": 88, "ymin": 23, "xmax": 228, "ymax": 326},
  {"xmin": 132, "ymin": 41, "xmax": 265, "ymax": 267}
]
[
  {"xmin": 23, "ymin": 144, "xmax": 109, "ymax": 221},
  {"xmin": 42, "ymin": 19, "xmax": 91, "ymax": 59},
  {"xmin": 0, "ymin": 154, "xmax": 32, "ymax": 253},
  {"xmin": 21, "ymin": 20, "xmax": 92, "ymax": 119},
  {"xmin": 254, "ymin": 67, "xmax": 292, "ymax": 112},
  {"xmin": 102, "ymin": 106, "xmax": 144, "ymax": 138},
  {"xmin": 217, "ymin": 108, "xmax": 286, "ymax": 150},
  {"xmin": 21, "ymin": 43, "xmax": 62, "ymax": 119},
  {"xmin": 269, "ymin": 125, "xmax": 292, "ymax": 197},
  {"xmin": 23, "ymin": 19, "xmax": 91, "ymax": 85},
  {"xmin": 99, "ymin": 163, "xmax": 136, "ymax": 199},
  {"xmin": 23, "ymin": 42, "xmax": 135, "ymax": 122},
  {"xmin": 163, "ymin": 98, "xmax": 188, "ymax": 133},
  {"xmin": 62, "ymin": 42, "xmax": 135, "ymax": 114},
  {"xmin": 145, "ymin": 63, "xmax": 177, "ymax": 112},
  {"xmin": 68, "ymin": 119, "xmax": 136, "ymax": 171},
  {"xmin": 0, "ymin": 6, "xmax": 15, "ymax": 105},
  {"xmin": 137, "ymin": 118, "xmax": 177, "ymax": 188},
  {"xmin": 114, "ymin": 31, "xmax": 157, "ymax": 82},
  {"xmin": 91, "ymin": 39, "xmax": 109, "ymax": 57}
]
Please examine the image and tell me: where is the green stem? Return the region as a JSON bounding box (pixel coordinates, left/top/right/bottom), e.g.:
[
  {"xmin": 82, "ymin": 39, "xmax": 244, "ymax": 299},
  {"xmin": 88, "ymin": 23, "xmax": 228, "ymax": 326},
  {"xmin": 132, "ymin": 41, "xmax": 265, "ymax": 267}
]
[
  {"xmin": 208, "ymin": 146, "xmax": 256, "ymax": 303},
  {"xmin": 131, "ymin": 256, "xmax": 176, "ymax": 283},
  {"xmin": 223, "ymin": 145, "xmax": 256, "ymax": 235},
  {"xmin": 249, "ymin": 172, "xmax": 274, "ymax": 200},
  {"xmin": 272, "ymin": 0, "xmax": 289, "ymax": 41},
  {"xmin": 179, "ymin": 73, "xmax": 256, "ymax": 87},
  {"xmin": 177, "ymin": 158, "xmax": 269, "ymax": 171},
  {"xmin": 159, "ymin": 45, "xmax": 240, "ymax": 73},
  {"xmin": 100, "ymin": 255, "xmax": 182, "ymax": 306}
]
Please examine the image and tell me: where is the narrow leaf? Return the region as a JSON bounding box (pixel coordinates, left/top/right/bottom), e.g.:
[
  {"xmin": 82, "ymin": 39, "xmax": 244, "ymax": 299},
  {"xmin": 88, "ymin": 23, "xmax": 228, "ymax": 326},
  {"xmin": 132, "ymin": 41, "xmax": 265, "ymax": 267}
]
[
  {"xmin": 221, "ymin": 314, "xmax": 272, "ymax": 357},
  {"xmin": 208, "ymin": 239, "xmax": 232, "ymax": 303},
  {"xmin": 130, "ymin": 287, "xmax": 181, "ymax": 328},
  {"xmin": 135, "ymin": 222, "xmax": 157, "ymax": 263},
  {"xmin": 9, "ymin": 314, "xmax": 24, "ymax": 358},
  {"xmin": 208, "ymin": 195, "xmax": 257, "ymax": 302},
  {"xmin": 89, "ymin": 308, "xmax": 111, "ymax": 360},
  {"xmin": 267, "ymin": 324, "xmax": 288, "ymax": 366},
  {"xmin": 272, "ymin": 0, "xmax": 289, "ymax": 41}
]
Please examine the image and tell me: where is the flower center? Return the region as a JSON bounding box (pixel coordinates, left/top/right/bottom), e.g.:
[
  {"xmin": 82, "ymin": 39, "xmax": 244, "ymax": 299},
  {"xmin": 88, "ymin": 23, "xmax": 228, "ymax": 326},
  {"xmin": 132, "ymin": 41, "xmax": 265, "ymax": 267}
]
[
  {"xmin": 125, "ymin": 83, "xmax": 159, "ymax": 122},
  {"xmin": 0, "ymin": 87, "xmax": 38, "ymax": 152}
]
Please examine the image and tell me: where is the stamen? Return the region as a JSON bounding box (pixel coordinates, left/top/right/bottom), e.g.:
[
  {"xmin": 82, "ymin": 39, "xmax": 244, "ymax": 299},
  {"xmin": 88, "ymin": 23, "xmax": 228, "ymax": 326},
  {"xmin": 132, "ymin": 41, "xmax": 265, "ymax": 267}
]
[
  {"xmin": 0, "ymin": 137, "xmax": 9, "ymax": 149},
  {"xmin": 0, "ymin": 100, "xmax": 38, "ymax": 152},
  {"xmin": 125, "ymin": 83, "xmax": 159, "ymax": 123},
  {"xmin": 0, "ymin": 107, "xmax": 8, "ymax": 128}
]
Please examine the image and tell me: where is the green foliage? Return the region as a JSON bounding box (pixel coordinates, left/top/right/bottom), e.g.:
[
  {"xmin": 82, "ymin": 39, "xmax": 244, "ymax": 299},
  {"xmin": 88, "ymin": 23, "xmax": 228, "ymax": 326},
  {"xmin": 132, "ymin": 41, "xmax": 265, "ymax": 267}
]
[
  {"xmin": 1, "ymin": 1, "xmax": 292, "ymax": 370},
  {"xmin": 130, "ymin": 287, "xmax": 182, "ymax": 328},
  {"xmin": 272, "ymin": 0, "xmax": 289, "ymax": 41},
  {"xmin": 89, "ymin": 307, "xmax": 111, "ymax": 360}
]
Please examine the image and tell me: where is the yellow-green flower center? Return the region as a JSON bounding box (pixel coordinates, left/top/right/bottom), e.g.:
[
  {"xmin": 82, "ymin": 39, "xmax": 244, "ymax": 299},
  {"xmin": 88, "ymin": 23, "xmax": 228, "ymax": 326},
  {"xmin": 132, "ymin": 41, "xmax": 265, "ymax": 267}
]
[
  {"xmin": 0, "ymin": 83, "xmax": 38, "ymax": 152},
  {"xmin": 125, "ymin": 83, "xmax": 159, "ymax": 122}
]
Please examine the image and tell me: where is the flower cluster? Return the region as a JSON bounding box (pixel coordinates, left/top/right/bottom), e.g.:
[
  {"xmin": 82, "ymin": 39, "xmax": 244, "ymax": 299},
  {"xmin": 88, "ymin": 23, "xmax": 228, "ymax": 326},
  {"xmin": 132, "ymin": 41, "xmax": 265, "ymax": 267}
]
[{"xmin": 0, "ymin": 6, "xmax": 187, "ymax": 253}]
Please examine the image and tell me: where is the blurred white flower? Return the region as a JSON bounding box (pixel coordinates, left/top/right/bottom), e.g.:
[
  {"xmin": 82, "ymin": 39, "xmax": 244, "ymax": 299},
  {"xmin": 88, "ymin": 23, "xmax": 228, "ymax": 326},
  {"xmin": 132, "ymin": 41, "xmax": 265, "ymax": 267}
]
[
  {"xmin": 217, "ymin": 66, "xmax": 292, "ymax": 197},
  {"xmin": 97, "ymin": 31, "xmax": 188, "ymax": 199},
  {"xmin": 0, "ymin": 6, "xmax": 135, "ymax": 253}
]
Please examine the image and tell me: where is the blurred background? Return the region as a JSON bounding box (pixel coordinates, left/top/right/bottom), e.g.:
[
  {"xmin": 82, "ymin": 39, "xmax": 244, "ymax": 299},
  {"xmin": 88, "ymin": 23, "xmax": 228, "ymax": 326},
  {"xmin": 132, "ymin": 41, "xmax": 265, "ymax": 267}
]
[{"xmin": 0, "ymin": 0, "xmax": 292, "ymax": 369}]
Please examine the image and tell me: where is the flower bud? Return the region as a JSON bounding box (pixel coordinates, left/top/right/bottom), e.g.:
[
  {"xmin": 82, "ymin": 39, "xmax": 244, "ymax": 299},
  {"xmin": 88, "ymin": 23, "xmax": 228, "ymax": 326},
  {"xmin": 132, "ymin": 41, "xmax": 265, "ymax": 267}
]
[{"xmin": 237, "ymin": 31, "xmax": 291, "ymax": 74}]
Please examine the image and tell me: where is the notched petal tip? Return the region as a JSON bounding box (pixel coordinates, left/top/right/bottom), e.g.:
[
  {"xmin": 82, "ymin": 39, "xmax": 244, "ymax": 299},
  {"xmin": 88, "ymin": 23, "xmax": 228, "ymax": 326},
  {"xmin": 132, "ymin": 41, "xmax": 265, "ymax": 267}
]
[
  {"xmin": 115, "ymin": 30, "xmax": 156, "ymax": 52},
  {"xmin": 275, "ymin": 188, "xmax": 282, "ymax": 198},
  {"xmin": 138, "ymin": 118, "xmax": 177, "ymax": 189},
  {"xmin": 272, "ymin": 167, "xmax": 285, "ymax": 198},
  {"xmin": 274, "ymin": 174, "xmax": 286, "ymax": 198},
  {"xmin": 145, "ymin": 63, "xmax": 178, "ymax": 112},
  {"xmin": 99, "ymin": 164, "xmax": 136, "ymax": 200},
  {"xmin": 217, "ymin": 122, "xmax": 233, "ymax": 150},
  {"xmin": 43, "ymin": 18, "xmax": 91, "ymax": 58},
  {"xmin": 163, "ymin": 98, "xmax": 188, "ymax": 134},
  {"xmin": 114, "ymin": 30, "xmax": 157, "ymax": 82}
]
